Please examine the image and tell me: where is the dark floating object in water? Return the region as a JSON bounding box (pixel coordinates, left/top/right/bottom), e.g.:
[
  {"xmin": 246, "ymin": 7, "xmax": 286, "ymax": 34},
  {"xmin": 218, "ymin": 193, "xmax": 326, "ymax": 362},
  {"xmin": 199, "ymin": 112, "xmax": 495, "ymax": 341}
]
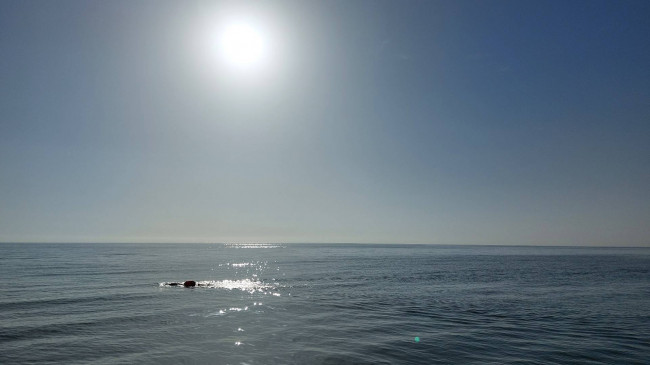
[{"xmin": 167, "ymin": 280, "xmax": 197, "ymax": 287}]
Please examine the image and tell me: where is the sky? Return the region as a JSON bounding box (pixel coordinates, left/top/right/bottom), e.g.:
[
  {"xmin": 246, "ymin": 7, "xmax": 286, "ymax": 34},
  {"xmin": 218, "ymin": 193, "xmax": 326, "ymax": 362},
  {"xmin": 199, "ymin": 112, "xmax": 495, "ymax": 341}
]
[{"xmin": 1, "ymin": 0, "xmax": 649, "ymax": 246}]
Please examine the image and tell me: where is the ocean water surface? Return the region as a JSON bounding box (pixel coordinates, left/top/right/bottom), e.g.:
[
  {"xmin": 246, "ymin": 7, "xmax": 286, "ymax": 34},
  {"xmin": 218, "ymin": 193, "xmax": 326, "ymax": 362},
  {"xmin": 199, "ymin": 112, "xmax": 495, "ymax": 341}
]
[{"xmin": 0, "ymin": 243, "xmax": 648, "ymax": 364}]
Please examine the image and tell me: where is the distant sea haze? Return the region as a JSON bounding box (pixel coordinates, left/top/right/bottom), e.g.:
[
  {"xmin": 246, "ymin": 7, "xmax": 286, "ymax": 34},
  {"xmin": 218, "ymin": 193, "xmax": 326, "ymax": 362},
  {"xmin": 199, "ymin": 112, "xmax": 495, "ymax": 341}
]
[{"xmin": 1, "ymin": 243, "xmax": 648, "ymax": 364}]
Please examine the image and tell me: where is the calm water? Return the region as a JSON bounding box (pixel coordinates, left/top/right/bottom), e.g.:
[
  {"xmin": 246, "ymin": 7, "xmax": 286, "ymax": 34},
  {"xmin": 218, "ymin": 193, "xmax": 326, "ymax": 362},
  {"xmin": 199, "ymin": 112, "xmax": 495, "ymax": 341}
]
[{"xmin": 0, "ymin": 243, "xmax": 648, "ymax": 364}]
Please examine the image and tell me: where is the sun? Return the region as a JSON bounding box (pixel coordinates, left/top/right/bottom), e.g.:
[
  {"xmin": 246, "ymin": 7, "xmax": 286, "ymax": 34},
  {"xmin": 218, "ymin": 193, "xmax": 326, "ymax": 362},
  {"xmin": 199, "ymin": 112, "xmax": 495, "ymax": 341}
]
[
  {"xmin": 218, "ymin": 21, "xmax": 269, "ymax": 70},
  {"xmin": 195, "ymin": 10, "xmax": 282, "ymax": 81}
]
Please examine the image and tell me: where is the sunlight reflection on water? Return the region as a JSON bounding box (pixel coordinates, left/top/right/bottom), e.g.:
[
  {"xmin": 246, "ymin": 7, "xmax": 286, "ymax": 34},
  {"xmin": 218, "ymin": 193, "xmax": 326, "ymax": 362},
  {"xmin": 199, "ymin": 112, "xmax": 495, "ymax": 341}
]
[
  {"xmin": 224, "ymin": 243, "xmax": 286, "ymax": 249},
  {"xmin": 159, "ymin": 279, "xmax": 276, "ymax": 294}
]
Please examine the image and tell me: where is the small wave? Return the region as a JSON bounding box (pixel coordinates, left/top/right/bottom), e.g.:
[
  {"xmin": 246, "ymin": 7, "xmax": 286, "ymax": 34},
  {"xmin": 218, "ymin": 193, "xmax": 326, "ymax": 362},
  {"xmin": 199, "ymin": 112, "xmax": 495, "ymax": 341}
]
[{"xmin": 207, "ymin": 302, "xmax": 264, "ymax": 317}]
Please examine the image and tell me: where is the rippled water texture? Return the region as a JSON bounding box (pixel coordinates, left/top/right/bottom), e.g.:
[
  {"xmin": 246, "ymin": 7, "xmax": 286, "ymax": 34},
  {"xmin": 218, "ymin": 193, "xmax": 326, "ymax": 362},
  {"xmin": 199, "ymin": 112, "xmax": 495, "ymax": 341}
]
[{"xmin": 1, "ymin": 243, "xmax": 648, "ymax": 364}]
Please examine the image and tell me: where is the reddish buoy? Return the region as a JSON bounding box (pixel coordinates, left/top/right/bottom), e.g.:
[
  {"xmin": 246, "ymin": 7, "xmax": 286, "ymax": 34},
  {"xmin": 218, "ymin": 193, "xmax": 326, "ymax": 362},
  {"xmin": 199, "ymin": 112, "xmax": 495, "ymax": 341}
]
[{"xmin": 183, "ymin": 280, "xmax": 196, "ymax": 287}]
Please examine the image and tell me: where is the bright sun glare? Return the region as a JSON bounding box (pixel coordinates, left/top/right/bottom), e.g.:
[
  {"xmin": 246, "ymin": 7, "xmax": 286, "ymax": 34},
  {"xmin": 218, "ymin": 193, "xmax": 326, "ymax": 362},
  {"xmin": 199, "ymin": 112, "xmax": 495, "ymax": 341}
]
[{"xmin": 218, "ymin": 21, "xmax": 269, "ymax": 70}]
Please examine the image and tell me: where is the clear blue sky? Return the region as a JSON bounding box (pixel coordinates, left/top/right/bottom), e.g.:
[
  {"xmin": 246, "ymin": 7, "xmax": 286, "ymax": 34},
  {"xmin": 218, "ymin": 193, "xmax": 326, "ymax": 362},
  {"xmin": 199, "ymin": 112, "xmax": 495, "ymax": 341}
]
[{"xmin": 1, "ymin": 0, "xmax": 649, "ymax": 245}]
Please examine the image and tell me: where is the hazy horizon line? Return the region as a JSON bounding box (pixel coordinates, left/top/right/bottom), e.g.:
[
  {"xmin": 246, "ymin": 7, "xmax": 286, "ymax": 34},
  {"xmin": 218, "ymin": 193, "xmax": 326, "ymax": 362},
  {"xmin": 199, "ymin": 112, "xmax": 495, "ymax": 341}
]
[{"xmin": 2, "ymin": 241, "xmax": 648, "ymax": 248}]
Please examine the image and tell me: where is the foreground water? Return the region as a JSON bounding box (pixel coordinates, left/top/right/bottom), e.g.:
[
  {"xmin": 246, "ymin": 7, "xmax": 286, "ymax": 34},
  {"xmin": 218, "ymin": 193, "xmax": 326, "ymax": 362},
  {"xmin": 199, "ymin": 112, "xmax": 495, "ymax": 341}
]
[{"xmin": 0, "ymin": 243, "xmax": 648, "ymax": 364}]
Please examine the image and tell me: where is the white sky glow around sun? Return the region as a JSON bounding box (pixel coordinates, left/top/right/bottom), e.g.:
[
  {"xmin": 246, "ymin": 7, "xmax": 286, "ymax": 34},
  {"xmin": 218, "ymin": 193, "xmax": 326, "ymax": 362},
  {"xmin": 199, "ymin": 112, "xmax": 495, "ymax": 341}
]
[
  {"xmin": 215, "ymin": 19, "xmax": 271, "ymax": 72},
  {"xmin": 190, "ymin": 4, "xmax": 291, "ymax": 88},
  {"xmin": 220, "ymin": 23, "xmax": 267, "ymax": 67}
]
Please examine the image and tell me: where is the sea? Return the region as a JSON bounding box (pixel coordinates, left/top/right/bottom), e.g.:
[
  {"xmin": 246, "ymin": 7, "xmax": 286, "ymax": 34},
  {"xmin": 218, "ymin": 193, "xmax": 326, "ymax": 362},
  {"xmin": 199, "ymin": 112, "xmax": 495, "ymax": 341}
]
[{"xmin": 0, "ymin": 243, "xmax": 648, "ymax": 364}]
